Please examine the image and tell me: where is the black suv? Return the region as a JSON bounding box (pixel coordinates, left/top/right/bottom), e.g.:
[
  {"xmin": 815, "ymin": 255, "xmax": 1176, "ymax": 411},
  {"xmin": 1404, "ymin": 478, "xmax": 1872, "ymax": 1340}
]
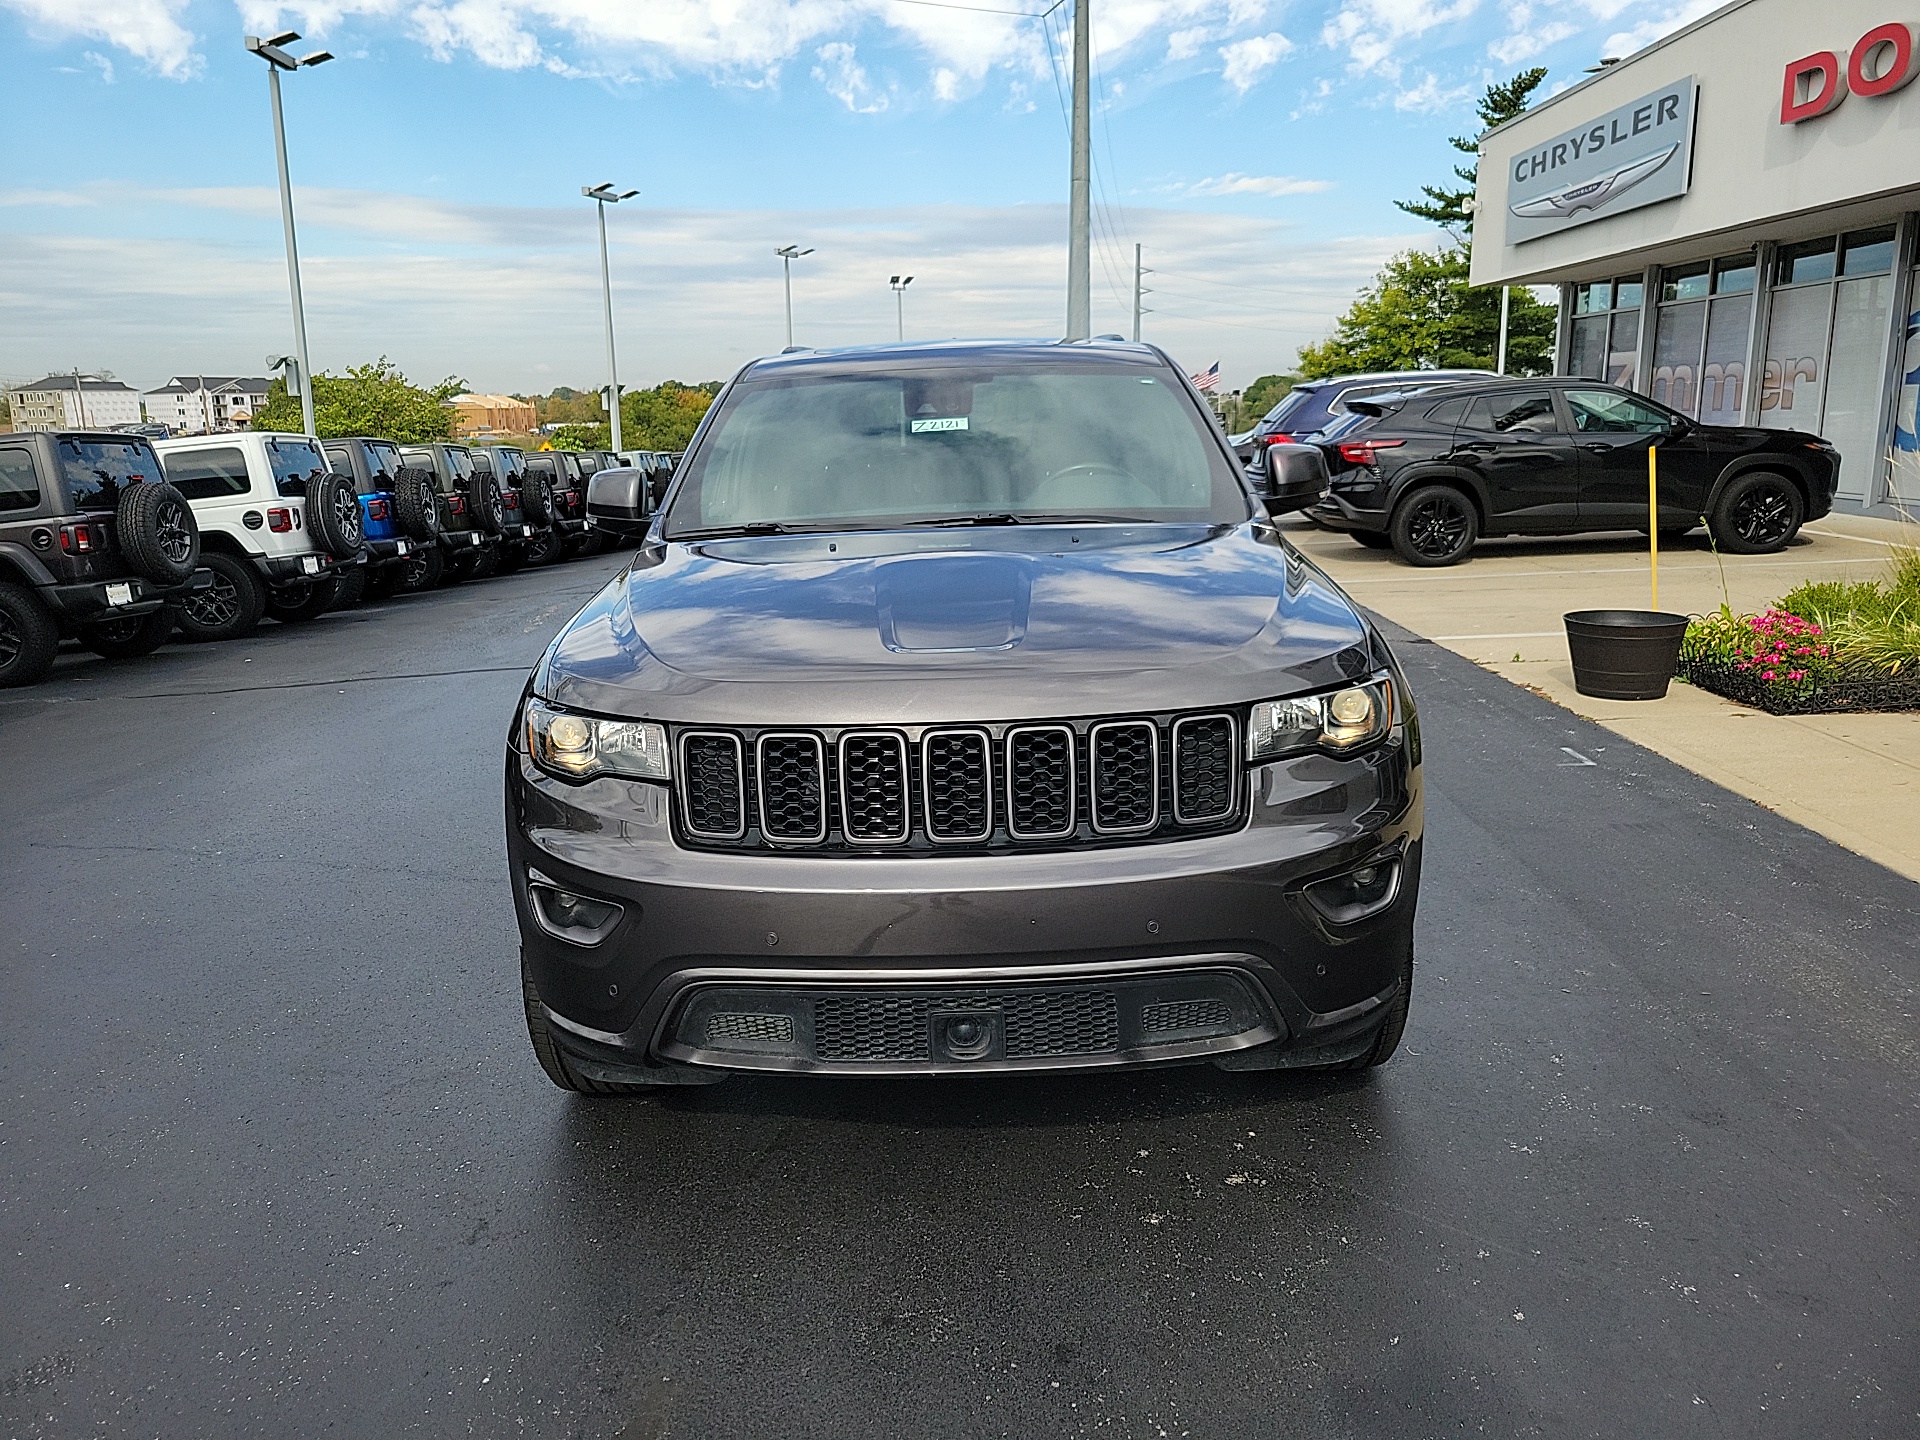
[
  {"xmin": 508, "ymin": 339, "xmax": 1423, "ymax": 1096},
  {"xmin": 1233, "ymin": 369, "xmax": 1497, "ymax": 462},
  {"xmin": 397, "ymin": 442, "xmax": 513, "ymax": 586},
  {"xmin": 523, "ymin": 451, "xmax": 590, "ymax": 558},
  {"xmin": 468, "ymin": 446, "xmax": 559, "ymax": 570},
  {"xmin": 1308, "ymin": 378, "xmax": 1841, "ymax": 565},
  {"xmin": 0, "ymin": 432, "xmax": 208, "ymax": 687}
]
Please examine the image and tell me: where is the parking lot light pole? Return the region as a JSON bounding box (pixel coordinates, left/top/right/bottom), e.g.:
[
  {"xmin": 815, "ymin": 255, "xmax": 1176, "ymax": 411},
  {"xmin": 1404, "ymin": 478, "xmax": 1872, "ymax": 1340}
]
[
  {"xmin": 890, "ymin": 275, "xmax": 913, "ymax": 341},
  {"xmin": 583, "ymin": 183, "xmax": 638, "ymax": 454},
  {"xmin": 244, "ymin": 31, "xmax": 332, "ymax": 437},
  {"xmin": 776, "ymin": 245, "xmax": 813, "ymax": 349}
]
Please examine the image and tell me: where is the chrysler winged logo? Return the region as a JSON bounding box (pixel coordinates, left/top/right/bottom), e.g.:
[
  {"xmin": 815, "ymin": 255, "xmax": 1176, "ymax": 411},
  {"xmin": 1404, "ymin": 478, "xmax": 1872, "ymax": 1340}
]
[{"xmin": 1510, "ymin": 142, "xmax": 1680, "ymax": 221}]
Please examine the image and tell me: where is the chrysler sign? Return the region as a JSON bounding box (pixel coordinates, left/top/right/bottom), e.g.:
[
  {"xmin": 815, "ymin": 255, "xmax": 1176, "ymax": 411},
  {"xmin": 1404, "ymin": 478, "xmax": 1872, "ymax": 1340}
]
[{"xmin": 1505, "ymin": 78, "xmax": 1696, "ymax": 245}]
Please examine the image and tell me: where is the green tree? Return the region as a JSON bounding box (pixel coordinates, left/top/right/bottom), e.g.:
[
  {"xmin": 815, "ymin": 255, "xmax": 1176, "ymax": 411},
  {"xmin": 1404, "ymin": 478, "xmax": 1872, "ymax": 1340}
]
[
  {"xmin": 1296, "ymin": 247, "xmax": 1555, "ymax": 377},
  {"xmin": 1397, "ymin": 67, "xmax": 1548, "ymax": 237},
  {"xmin": 252, "ymin": 359, "xmax": 466, "ymax": 441},
  {"xmin": 620, "ymin": 380, "xmax": 720, "ymax": 450},
  {"xmin": 1242, "ymin": 373, "xmax": 1297, "ymax": 419}
]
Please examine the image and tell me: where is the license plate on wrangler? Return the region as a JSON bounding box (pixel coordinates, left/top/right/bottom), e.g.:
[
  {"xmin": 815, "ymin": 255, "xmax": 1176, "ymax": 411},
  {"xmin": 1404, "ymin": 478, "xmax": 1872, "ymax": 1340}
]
[
  {"xmin": 105, "ymin": 582, "xmax": 133, "ymax": 606},
  {"xmin": 521, "ymin": 526, "xmax": 533, "ymax": 537},
  {"xmin": 302, "ymin": 555, "xmax": 322, "ymax": 575},
  {"xmin": 395, "ymin": 540, "xmax": 410, "ymax": 555}
]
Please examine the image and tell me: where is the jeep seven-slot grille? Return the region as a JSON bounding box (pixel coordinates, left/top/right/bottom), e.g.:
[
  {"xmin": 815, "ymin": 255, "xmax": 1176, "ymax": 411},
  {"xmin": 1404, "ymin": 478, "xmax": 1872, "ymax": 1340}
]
[{"xmin": 674, "ymin": 713, "xmax": 1241, "ymax": 854}]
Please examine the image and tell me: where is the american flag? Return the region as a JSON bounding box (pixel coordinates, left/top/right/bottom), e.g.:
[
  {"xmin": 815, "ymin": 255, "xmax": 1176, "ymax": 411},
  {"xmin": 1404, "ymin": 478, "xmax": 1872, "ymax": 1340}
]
[{"xmin": 1189, "ymin": 361, "xmax": 1221, "ymax": 392}]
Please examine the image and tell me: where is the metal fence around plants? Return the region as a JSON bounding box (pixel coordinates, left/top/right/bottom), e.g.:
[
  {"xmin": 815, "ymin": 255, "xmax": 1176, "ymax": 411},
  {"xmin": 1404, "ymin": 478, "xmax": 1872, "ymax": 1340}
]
[{"xmin": 1678, "ymin": 659, "xmax": 1920, "ymax": 716}]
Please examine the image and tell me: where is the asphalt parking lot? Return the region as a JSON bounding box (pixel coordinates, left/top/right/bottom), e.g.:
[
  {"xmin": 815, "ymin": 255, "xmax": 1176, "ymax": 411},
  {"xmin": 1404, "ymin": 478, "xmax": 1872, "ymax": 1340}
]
[{"xmin": 3, "ymin": 554, "xmax": 1918, "ymax": 1438}]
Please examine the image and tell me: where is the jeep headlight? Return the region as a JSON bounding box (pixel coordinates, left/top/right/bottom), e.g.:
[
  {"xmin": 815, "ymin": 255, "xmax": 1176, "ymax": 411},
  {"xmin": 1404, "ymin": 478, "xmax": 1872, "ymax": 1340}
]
[
  {"xmin": 525, "ymin": 698, "xmax": 670, "ymax": 782},
  {"xmin": 1247, "ymin": 677, "xmax": 1392, "ymax": 761}
]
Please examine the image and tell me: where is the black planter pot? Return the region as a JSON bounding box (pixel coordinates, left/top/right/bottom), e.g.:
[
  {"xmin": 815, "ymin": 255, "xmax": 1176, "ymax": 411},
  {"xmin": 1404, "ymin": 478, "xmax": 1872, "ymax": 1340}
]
[{"xmin": 1564, "ymin": 609, "xmax": 1690, "ymax": 700}]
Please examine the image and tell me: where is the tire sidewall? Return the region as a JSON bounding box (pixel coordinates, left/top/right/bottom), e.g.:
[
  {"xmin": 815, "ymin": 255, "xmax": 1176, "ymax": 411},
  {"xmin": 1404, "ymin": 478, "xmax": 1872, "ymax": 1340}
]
[
  {"xmin": 1390, "ymin": 485, "xmax": 1478, "ymax": 567},
  {"xmin": 0, "ymin": 582, "xmax": 61, "ymax": 687},
  {"xmin": 1712, "ymin": 472, "xmax": 1804, "ymax": 554},
  {"xmin": 176, "ymin": 552, "xmax": 265, "ymax": 641}
]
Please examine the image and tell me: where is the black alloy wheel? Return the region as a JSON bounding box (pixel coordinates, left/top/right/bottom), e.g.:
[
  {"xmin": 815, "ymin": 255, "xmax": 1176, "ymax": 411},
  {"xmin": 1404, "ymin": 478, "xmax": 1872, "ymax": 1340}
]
[
  {"xmin": 176, "ymin": 554, "xmax": 264, "ymax": 641},
  {"xmin": 116, "ymin": 480, "xmax": 201, "ymax": 584},
  {"xmin": 0, "ymin": 581, "xmax": 60, "ymax": 687},
  {"xmin": 329, "ymin": 478, "xmax": 365, "ymax": 553},
  {"xmin": 1390, "ymin": 485, "xmax": 1478, "ymax": 567},
  {"xmin": 81, "ymin": 606, "xmax": 176, "ymax": 660},
  {"xmin": 1711, "ymin": 472, "xmax": 1803, "ymax": 555},
  {"xmin": 153, "ymin": 495, "xmax": 196, "ymax": 570}
]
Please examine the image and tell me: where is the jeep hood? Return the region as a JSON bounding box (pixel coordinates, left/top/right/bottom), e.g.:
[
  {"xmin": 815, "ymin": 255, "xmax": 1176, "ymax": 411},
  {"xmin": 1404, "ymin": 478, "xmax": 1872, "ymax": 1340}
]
[{"xmin": 536, "ymin": 524, "xmax": 1383, "ymax": 726}]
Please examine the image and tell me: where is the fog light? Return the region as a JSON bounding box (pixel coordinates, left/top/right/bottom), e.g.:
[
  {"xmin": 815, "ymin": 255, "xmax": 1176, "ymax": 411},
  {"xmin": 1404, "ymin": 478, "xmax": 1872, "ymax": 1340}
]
[
  {"xmin": 1302, "ymin": 857, "xmax": 1401, "ymax": 926},
  {"xmin": 528, "ymin": 880, "xmax": 625, "ymax": 945}
]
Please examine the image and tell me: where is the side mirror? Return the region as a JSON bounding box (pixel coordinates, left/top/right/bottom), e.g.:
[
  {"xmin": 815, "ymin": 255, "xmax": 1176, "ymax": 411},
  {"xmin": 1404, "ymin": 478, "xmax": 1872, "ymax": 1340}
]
[
  {"xmin": 586, "ymin": 468, "xmax": 650, "ymax": 537},
  {"xmin": 1668, "ymin": 414, "xmax": 1691, "ymax": 437},
  {"xmin": 1256, "ymin": 442, "xmax": 1331, "ymax": 516}
]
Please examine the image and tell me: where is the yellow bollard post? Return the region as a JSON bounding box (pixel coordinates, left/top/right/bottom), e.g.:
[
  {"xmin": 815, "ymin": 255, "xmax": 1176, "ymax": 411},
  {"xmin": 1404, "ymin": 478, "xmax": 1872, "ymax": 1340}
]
[{"xmin": 1648, "ymin": 442, "xmax": 1660, "ymax": 612}]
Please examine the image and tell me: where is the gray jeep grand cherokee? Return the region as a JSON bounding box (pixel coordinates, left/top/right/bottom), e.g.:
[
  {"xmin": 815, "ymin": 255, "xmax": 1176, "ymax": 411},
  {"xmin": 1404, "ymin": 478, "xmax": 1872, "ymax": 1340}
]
[{"xmin": 506, "ymin": 339, "xmax": 1423, "ymax": 1094}]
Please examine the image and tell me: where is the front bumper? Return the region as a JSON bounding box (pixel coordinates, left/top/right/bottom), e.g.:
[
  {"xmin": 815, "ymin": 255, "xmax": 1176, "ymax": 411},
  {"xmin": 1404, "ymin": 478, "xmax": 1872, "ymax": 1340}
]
[
  {"xmin": 44, "ymin": 566, "xmax": 213, "ymax": 624},
  {"xmin": 506, "ymin": 729, "xmax": 1422, "ymax": 1081}
]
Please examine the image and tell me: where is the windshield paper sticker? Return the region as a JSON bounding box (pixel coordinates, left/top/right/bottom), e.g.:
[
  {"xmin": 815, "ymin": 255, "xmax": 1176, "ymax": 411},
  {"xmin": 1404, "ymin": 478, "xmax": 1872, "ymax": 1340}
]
[{"xmin": 910, "ymin": 417, "xmax": 968, "ymax": 433}]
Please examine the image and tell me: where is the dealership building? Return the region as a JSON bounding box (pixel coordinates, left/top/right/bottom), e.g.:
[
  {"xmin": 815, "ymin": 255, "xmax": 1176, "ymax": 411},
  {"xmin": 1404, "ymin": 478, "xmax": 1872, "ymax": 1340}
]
[{"xmin": 1471, "ymin": 0, "xmax": 1920, "ymax": 515}]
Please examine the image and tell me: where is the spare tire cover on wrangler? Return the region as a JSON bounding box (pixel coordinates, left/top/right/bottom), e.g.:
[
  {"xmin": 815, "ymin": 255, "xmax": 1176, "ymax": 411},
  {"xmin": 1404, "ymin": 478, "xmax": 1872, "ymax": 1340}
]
[
  {"xmin": 519, "ymin": 470, "xmax": 554, "ymax": 525},
  {"xmin": 117, "ymin": 480, "xmax": 200, "ymax": 584},
  {"xmin": 473, "ymin": 474, "xmax": 506, "ymax": 536},
  {"xmin": 392, "ymin": 467, "xmax": 441, "ymax": 543},
  {"xmin": 306, "ymin": 472, "xmax": 366, "ymax": 559}
]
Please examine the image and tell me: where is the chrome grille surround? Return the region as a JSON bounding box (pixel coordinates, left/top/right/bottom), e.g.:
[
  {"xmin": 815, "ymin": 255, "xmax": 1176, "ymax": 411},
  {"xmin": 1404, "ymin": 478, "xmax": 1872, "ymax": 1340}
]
[
  {"xmin": 1004, "ymin": 724, "xmax": 1077, "ymax": 840},
  {"xmin": 1088, "ymin": 719, "xmax": 1160, "ymax": 835},
  {"xmin": 837, "ymin": 729, "xmax": 911, "ymax": 845},
  {"xmin": 1172, "ymin": 714, "xmax": 1238, "ymax": 825},
  {"xmin": 755, "ymin": 731, "xmax": 828, "ymax": 844},
  {"xmin": 678, "ymin": 730, "xmax": 747, "ymax": 840},
  {"xmin": 921, "ymin": 727, "xmax": 993, "ymax": 843}
]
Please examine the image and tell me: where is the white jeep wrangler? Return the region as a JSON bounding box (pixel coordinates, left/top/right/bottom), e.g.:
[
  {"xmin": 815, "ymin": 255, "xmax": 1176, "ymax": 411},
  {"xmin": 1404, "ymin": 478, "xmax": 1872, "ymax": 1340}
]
[{"xmin": 153, "ymin": 432, "xmax": 366, "ymax": 641}]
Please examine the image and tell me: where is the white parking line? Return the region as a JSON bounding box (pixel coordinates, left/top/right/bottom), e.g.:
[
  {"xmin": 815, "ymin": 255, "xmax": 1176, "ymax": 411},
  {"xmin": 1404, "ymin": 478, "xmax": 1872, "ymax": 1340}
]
[
  {"xmin": 1332, "ymin": 555, "xmax": 1888, "ymax": 583},
  {"xmin": 1802, "ymin": 527, "xmax": 1919, "ymax": 548},
  {"xmin": 1429, "ymin": 631, "xmax": 1567, "ymax": 641}
]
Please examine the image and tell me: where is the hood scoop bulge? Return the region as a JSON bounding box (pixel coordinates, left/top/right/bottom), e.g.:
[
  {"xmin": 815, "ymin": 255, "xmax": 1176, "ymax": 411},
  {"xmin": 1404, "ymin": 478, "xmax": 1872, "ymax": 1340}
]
[{"xmin": 875, "ymin": 553, "xmax": 1031, "ymax": 653}]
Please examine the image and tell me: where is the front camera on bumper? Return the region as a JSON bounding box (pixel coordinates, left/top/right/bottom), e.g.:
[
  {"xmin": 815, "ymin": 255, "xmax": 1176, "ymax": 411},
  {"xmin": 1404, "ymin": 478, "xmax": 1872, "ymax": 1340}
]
[
  {"xmin": 525, "ymin": 699, "xmax": 670, "ymax": 783},
  {"xmin": 1248, "ymin": 677, "xmax": 1392, "ymax": 761}
]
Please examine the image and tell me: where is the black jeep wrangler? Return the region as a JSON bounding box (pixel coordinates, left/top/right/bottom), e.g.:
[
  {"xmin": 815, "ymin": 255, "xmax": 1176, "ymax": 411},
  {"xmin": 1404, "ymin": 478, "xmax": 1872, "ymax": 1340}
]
[
  {"xmin": 522, "ymin": 450, "xmax": 591, "ymax": 559},
  {"xmin": 0, "ymin": 431, "xmax": 209, "ymax": 687},
  {"xmin": 396, "ymin": 442, "xmax": 511, "ymax": 588},
  {"xmin": 468, "ymin": 445, "xmax": 559, "ymax": 570}
]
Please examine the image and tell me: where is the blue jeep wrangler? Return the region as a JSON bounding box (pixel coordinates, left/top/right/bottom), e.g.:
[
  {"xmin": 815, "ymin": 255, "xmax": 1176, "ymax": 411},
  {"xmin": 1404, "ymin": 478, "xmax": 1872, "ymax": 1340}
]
[{"xmin": 321, "ymin": 437, "xmax": 440, "ymax": 601}]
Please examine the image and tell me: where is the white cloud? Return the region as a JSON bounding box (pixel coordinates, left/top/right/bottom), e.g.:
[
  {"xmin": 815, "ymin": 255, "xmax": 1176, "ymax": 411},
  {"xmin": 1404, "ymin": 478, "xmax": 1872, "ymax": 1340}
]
[
  {"xmin": 0, "ymin": 184, "xmax": 1421, "ymax": 394},
  {"xmin": 1488, "ymin": 1, "xmax": 1580, "ymax": 62},
  {"xmin": 1187, "ymin": 173, "xmax": 1333, "ymax": 197},
  {"xmin": 1602, "ymin": 0, "xmax": 1718, "ymax": 59},
  {"xmin": 1166, "ymin": 25, "xmax": 1209, "ymax": 61},
  {"xmin": 812, "ymin": 41, "xmax": 889, "ymax": 112},
  {"xmin": 0, "ymin": 0, "xmax": 197, "ymax": 78},
  {"xmin": 1321, "ymin": 0, "xmax": 1481, "ymax": 77},
  {"xmin": 1219, "ymin": 31, "xmax": 1293, "ymax": 93},
  {"xmin": 1393, "ymin": 71, "xmax": 1471, "ymax": 111}
]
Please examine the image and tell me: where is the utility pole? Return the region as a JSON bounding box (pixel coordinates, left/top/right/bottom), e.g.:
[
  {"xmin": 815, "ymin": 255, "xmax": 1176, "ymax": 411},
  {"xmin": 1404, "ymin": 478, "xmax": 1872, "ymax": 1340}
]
[
  {"xmin": 1065, "ymin": 0, "xmax": 1091, "ymax": 341},
  {"xmin": 890, "ymin": 275, "xmax": 914, "ymax": 342},
  {"xmin": 583, "ymin": 183, "xmax": 638, "ymax": 453},
  {"xmin": 1497, "ymin": 286, "xmax": 1511, "ymax": 375},
  {"xmin": 245, "ymin": 32, "xmax": 332, "ymax": 437},
  {"xmin": 777, "ymin": 245, "xmax": 813, "ymax": 349},
  {"xmin": 1132, "ymin": 244, "xmax": 1151, "ymax": 342}
]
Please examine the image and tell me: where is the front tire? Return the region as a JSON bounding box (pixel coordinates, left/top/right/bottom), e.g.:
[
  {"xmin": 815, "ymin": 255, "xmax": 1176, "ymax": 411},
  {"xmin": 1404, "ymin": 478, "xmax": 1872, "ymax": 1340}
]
[
  {"xmin": 176, "ymin": 553, "xmax": 265, "ymax": 642},
  {"xmin": 522, "ymin": 958, "xmax": 657, "ymax": 1098},
  {"xmin": 1709, "ymin": 471, "xmax": 1803, "ymax": 554},
  {"xmin": 1390, "ymin": 485, "xmax": 1478, "ymax": 566},
  {"xmin": 0, "ymin": 581, "xmax": 61, "ymax": 688},
  {"xmin": 80, "ymin": 605, "xmax": 176, "ymax": 660}
]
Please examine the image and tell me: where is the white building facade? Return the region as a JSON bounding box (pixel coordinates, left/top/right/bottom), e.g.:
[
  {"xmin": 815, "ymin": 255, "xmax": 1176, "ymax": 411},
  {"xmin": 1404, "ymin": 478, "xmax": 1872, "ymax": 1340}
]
[
  {"xmin": 5, "ymin": 376, "xmax": 145, "ymax": 432},
  {"xmin": 141, "ymin": 376, "xmax": 274, "ymax": 435},
  {"xmin": 1472, "ymin": 0, "xmax": 1920, "ymax": 514}
]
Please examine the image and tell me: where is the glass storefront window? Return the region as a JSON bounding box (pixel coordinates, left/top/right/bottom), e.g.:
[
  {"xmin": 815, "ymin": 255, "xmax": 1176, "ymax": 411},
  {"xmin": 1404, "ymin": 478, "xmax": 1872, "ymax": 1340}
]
[
  {"xmin": 1614, "ymin": 277, "xmax": 1645, "ymax": 309},
  {"xmin": 1894, "ymin": 274, "xmax": 1920, "ymax": 510},
  {"xmin": 1713, "ymin": 255, "xmax": 1756, "ymax": 294},
  {"xmin": 1574, "ymin": 282, "xmax": 1612, "ymax": 314},
  {"xmin": 1776, "ymin": 237, "xmax": 1837, "ymax": 286},
  {"xmin": 1567, "ymin": 277, "xmax": 1641, "ymax": 384},
  {"xmin": 1824, "ymin": 273, "xmax": 1896, "ymax": 496},
  {"xmin": 1661, "ymin": 263, "xmax": 1710, "ymax": 303},
  {"xmin": 1841, "ymin": 227, "xmax": 1896, "ymax": 277},
  {"xmin": 1700, "ymin": 293, "xmax": 1752, "ymax": 426},
  {"xmin": 1651, "ymin": 301, "xmax": 1706, "ymax": 413},
  {"xmin": 1761, "ymin": 285, "xmax": 1833, "ymax": 430}
]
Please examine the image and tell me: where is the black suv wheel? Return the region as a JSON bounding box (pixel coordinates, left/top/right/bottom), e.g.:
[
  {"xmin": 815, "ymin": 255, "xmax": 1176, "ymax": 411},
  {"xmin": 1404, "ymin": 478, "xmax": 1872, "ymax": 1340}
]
[
  {"xmin": 177, "ymin": 553, "xmax": 265, "ymax": 641},
  {"xmin": 1390, "ymin": 485, "xmax": 1478, "ymax": 566},
  {"xmin": 81, "ymin": 606, "xmax": 177, "ymax": 660},
  {"xmin": 0, "ymin": 581, "xmax": 61, "ymax": 688},
  {"xmin": 1709, "ymin": 471, "xmax": 1803, "ymax": 555},
  {"xmin": 264, "ymin": 577, "xmax": 340, "ymax": 624}
]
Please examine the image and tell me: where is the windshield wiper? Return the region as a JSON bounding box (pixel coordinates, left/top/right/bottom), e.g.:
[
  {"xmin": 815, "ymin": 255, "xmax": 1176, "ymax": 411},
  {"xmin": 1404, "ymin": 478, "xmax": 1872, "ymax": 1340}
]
[
  {"xmin": 894, "ymin": 512, "xmax": 1147, "ymax": 528},
  {"xmin": 670, "ymin": 521, "xmax": 801, "ymax": 539}
]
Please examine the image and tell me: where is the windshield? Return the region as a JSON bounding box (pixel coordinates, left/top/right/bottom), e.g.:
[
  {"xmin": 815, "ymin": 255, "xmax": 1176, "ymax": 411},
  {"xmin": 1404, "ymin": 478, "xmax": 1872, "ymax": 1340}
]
[
  {"xmin": 367, "ymin": 442, "xmax": 404, "ymax": 489},
  {"xmin": 60, "ymin": 438, "xmax": 158, "ymax": 511},
  {"xmin": 663, "ymin": 362, "xmax": 1248, "ymax": 537}
]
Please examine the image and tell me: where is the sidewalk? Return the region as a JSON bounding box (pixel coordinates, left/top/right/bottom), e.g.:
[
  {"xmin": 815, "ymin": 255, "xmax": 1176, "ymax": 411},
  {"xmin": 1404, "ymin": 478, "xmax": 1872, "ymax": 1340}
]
[{"xmin": 1284, "ymin": 511, "xmax": 1920, "ymax": 883}]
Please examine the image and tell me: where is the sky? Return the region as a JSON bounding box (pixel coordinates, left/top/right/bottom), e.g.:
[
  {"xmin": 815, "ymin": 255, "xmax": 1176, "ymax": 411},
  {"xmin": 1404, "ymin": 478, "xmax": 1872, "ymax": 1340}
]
[{"xmin": 0, "ymin": 0, "xmax": 1721, "ymax": 397}]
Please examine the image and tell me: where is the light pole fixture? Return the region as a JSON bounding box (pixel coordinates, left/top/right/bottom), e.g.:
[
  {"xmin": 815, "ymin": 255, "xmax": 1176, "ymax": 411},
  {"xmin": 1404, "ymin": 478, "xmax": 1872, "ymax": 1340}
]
[
  {"xmin": 889, "ymin": 275, "xmax": 914, "ymax": 342},
  {"xmin": 583, "ymin": 182, "xmax": 638, "ymax": 453},
  {"xmin": 244, "ymin": 30, "xmax": 332, "ymax": 437},
  {"xmin": 776, "ymin": 245, "xmax": 813, "ymax": 349}
]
